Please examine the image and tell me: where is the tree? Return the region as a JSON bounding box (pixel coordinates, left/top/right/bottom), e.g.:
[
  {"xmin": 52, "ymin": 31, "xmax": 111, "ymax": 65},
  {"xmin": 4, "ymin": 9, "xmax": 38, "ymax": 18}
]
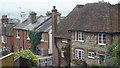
[
  {"xmin": 28, "ymin": 30, "xmax": 41, "ymax": 54},
  {"xmin": 14, "ymin": 50, "xmax": 39, "ymax": 67},
  {"xmin": 108, "ymin": 37, "xmax": 120, "ymax": 66}
]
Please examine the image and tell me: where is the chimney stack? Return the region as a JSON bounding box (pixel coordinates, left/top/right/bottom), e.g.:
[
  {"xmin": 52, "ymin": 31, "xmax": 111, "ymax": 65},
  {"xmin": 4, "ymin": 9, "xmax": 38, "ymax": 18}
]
[
  {"xmin": 30, "ymin": 11, "xmax": 37, "ymax": 24},
  {"xmin": 52, "ymin": 6, "xmax": 57, "ymax": 34},
  {"xmin": 2, "ymin": 15, "xmax": 8, "ymax": 24}
]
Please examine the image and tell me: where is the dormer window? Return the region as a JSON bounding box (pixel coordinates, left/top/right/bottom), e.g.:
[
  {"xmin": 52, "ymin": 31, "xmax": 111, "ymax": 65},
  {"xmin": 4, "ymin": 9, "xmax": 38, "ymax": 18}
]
[
  {"xmin": 98, "ymin": 34, "xmax": 106, "ymax": 45},
  {"xmin": 16, "ymin": 30, "xmax": 20, "ymax": 38},
  {"xmin": 75, "ymin": 31, "xmax": 84, "ymax": 42}
]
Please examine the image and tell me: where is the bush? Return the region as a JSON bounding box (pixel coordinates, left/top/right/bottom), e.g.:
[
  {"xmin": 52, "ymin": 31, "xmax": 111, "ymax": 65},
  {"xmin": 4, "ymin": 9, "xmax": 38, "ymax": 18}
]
[{"xmin": 14, "ymin": 50, "xmax": 39, "ymax": 67}]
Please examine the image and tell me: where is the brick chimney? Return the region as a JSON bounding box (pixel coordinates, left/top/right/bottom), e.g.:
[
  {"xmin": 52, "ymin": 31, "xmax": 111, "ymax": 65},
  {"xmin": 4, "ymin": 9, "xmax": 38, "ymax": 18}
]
[
  {"xmin": 30, "ymin": 11, "xmax": 37, "ymax": 24},
  {"xmin": 2, "ymin": 15, "xmax": 8, "ymax": 24},
  {"xmin": 52, "ymin": 6, "xmax": 59, "ymax": 66},
  {"xmin": 52, "ymin": 6, "xmax": 57, "ymax": 34}
]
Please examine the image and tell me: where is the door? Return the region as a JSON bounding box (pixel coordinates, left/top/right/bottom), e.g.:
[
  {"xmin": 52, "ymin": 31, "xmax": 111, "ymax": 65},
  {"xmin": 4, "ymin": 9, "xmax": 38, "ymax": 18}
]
[{"xmin": 98, "ymin": 54, "xmax": 105, "ymax": 65}]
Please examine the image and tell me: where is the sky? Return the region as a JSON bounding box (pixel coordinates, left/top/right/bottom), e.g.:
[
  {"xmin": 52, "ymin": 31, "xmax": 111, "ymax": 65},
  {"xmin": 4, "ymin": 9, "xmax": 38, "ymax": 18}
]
[
  {"xmin": 0, "ymin": 0, "xmax": 120, "ymax": 12},
  {"xmin": 0, "ymin": 0, "xmax": 120, "ymax": 17}
]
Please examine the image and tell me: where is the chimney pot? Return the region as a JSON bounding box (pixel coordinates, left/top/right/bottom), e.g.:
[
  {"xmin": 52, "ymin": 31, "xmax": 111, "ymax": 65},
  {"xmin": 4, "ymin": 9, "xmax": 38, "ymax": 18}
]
[
  {"xmin": 2, "ymin": 15, "xmax": 8, "ymax": 24},
  {"xmin": 52, "ymin": 6, "xmax": 57, "ymax": 12}
]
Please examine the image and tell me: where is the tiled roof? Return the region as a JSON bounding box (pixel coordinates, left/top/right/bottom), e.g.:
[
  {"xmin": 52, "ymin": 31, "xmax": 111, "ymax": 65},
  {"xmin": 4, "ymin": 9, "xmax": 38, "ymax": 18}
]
[
  {"xmin": 69, "ymin": 3, "xmax": 120, "ymax": 33},
  {"xmin": 56, "ymin": 2, "xmax": 120, "ymax": 39}
]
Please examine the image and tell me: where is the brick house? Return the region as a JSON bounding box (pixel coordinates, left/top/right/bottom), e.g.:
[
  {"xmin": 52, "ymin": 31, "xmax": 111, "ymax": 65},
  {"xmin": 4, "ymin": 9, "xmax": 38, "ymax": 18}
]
[
  {"xmin": 0, "ymin": 15, "xmax": 20, "ymax": 56},
  {"xmin": 13, "ymin": 11, "xmax": 54, "ymax": 56},
  {"xmin": 53, "ymin": 2, "xmax": 120, "ymax": 66}
]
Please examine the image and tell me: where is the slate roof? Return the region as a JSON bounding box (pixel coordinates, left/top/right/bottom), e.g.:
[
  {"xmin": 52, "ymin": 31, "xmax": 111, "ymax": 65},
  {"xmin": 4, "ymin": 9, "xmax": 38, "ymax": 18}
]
[
  {"xmin": 14, "ymin": 15, "xmax": 53, "ymax": 32},
  {"xmin": 35, "ymin": 17, "xmax": 52, "ymax": 32},
  {"xmin": 56, "ymin": 2, "xmax": 120, "ymax": 39},
  {"xmin": 14, "ymin": 16, "xmax": 50, "ymax": 30}
]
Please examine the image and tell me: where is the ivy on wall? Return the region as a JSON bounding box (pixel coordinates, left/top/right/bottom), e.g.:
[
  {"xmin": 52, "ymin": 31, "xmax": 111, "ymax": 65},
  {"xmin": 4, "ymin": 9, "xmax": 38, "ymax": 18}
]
[
  {"xmin": 28, "ymin": 30, "xmax": 41, "ymax": 54},
  {"xmin": 62, "ymin": 44, "xmax": 70, "ymax": 65}
]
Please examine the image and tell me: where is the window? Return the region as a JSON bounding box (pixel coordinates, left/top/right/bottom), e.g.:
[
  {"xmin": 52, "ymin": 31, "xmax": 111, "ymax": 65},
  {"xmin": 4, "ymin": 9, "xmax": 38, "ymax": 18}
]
[
  {"xmin": 74, "ymin": 49, "xmax": 84, "ymax": 59},
  {"xmin": 27, "ymin": 31, "xmax": 30, "ymax": 40},
  {"xmin": 16, "ymin": 30, "xmax": 20, "ymax": 38},
  {"xmin": 1, "ymin": 35, "xmax": 7, "ymax": 43},
  {"xmin": 75, "ymin": 31, "xmax": 84, "ymax": 42},
  {"xmin": 61, "ymin": 39, "xmax": 68, "ymax": 43},
  {"xmin": 41, "ymin": 33, "xmax": 44, "ymax": 42},
  {"xmin": 98, "ymin": 34, "xmax": 106, "ymax": 45},
  {"xmin": 98, "ymin": 54, "xmax": 105, "ymax": 65},
  {"xmin": 61, "ymin": 51, "xmax": 65, "ymax": 58},
  {"xmin": 88, "ymin": 52, "xmax": 95, "ymax": 59}
]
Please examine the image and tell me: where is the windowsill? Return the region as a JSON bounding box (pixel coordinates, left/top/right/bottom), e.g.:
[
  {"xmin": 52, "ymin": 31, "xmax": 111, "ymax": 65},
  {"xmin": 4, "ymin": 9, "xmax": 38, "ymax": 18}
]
[
  {"xmin": 75, "ymin": 40, "xmax": 84, "ymax": 42},
  {"xmin": 88, "ymin": 56, "xmax": 95, "ymax": 59},
  {"xmin": 62, "ymin": 41, "xmax": 68, "ymax": 44},
  {"xmin": 27, "ymin": 38, "xmax": 30, "ymax": 40},
  {"xmin": 98, "ymin": 43, "xmax": 106, "ymax": 46},
  {"xmin": 2, "ymin": 42, "xmax": 7, "ymax": 44},
  {"xmin": 16, "ymin": 37, "xmax": 20, "ymax": 39},
  {"xmin": 41, "ymin": 40, "xmax": 44, "ymax": 42}
]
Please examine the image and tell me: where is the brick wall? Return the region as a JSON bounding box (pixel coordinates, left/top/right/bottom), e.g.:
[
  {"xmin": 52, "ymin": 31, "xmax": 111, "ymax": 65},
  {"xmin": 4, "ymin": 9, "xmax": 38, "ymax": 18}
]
[{"xmin": 13, "ymin": 29, "xmax": 49, "ymax": 56}]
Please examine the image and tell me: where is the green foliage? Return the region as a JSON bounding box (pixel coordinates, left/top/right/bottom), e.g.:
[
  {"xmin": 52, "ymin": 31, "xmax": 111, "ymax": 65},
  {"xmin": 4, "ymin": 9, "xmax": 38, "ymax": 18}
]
[
  {"xmin": 72, "ymin": 59, "xmax": 86, "ymax": 66},
  {"xmin": 14, "ymin": 50, "xmax": 39, "ymax": 67},
  {"xmin": 62, "ymin": 45, "xmax": 70, "ymax": 65},
  {"xmin": 28, "ymin": 30, "xmax": 41, "ymax": 53},
  {"xmin": 108, "ymin": 37, "xmax": 120, "ymax": 66}
]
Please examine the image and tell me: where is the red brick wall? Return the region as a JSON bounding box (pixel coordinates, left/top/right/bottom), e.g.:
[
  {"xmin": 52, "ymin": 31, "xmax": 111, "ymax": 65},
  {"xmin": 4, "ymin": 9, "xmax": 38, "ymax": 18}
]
[
  {"xmin": 37, "ymin": 33, "xmax": 49, "ymax": 56},
  {"xmin": 13, "ymin": 29, "xmax": 49, "ymax": 56},
  {"xmin": 6, "ymin": 36, "xmax": 14, "ymax": 50}
]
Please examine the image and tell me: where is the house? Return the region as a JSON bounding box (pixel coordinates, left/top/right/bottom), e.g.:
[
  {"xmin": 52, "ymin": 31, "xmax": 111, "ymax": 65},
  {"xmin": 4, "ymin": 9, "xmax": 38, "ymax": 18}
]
[
  {"xmin": 13, "ymin": 11, "xmax": 61, "ymax": 57},
  {"xmin": 68, "ymin": 2, "xmax": 120, "ymax": 66},
  {"xmin": 52, "ymin": 2, "xmax": 120, "ymax": 66},
  {"xmin": 0, "ymin": 15, "xmax": 20, "ymax": 56}
]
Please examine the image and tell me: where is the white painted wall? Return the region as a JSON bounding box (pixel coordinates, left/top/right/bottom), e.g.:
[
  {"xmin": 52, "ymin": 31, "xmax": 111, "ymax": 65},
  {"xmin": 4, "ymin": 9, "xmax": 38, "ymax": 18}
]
[{"xmin": 48, "ymin": 29, "xmax": 52, "ymax": 54}]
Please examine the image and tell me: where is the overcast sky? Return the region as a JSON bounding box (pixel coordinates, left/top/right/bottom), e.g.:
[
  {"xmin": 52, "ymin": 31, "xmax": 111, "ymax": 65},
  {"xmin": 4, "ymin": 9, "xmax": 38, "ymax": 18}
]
[{"xmin": 0, "ymin": 0, "xmax": 120, "ymax": 12}]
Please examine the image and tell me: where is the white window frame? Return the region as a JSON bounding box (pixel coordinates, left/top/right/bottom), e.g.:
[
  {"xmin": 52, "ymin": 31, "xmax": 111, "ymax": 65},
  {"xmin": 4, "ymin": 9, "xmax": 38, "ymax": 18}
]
[
  {"xmin": 98, "ymin": 34, "xmax": 106, "ymax": 45},
  {"xmin": 61, "ymin": 51, "xmax": 65, "ymax": 58},
  {"xmin": 75, "ymin": 31, "xmax": 84, "ymax": 42},
  {"xmin": 16, "ymin": 30, "xmax": 20, "ymax": 39},
  {"xmin": 27, "ymin": 31, "xmax": 30, "ymax": 40},
  {"xmin": 1, "ymin": 35, "xmax": 7, "ymax": 43},
  {"xmin": 74, "ymin": 49, "xmax": 84, "ymax": 59},
  {"xmin": 61, "ymin": 39, "xmax": 68, "ymax": 43},
  {"xmin": 41, "ymin": 33, "xmax": 44, "ymax": 42},
  {"xmin": 88, "ymin": 52, "xmax": 95, "ymax": 59}
]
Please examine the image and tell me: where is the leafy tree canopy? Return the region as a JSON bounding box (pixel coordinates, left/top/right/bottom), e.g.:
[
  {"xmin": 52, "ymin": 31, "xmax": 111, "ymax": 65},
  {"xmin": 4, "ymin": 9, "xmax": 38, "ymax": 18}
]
[{"xmin": 28, "ymin": 30, "xmax": 41, "ymax": 53}]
